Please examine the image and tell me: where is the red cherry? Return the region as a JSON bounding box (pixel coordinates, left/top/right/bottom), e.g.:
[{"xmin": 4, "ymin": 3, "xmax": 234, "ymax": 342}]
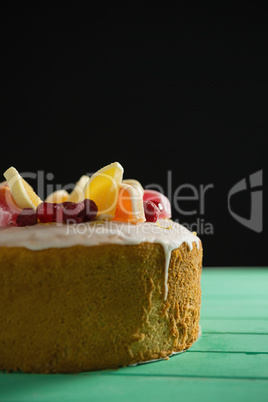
[
  {"xmin": 144, "ymin": 200, "xmax": 160, "ymax": 222},
  {"xmin": 62, "ymin": 201, "xmax": 84, "ymax": 223},
  {"xmin": 16, "ymin": 208, "xmax": 37, "ymax": 227},
  {"xmin": 80, "ymin": 199, "xmax": 98, "ymax": 222},
  {"xmin": 143, "ymin": 190, "xmax": 171, "ymax": 219},
  {"xmin": 37, "ymin": 202, "xmax": 63, "ymax": 223}
]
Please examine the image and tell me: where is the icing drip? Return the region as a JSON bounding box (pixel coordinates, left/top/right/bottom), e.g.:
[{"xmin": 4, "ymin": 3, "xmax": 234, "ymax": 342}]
[{"xmin": 0, "ymin": 219, "xmax": 200, "ymax": 300}]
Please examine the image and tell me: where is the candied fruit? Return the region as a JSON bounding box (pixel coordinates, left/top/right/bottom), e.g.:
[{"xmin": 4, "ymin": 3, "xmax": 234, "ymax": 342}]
[
  {"xmin": 45, "ymin": 189, "xmax": 69, "ymax": 203},
  {"xmin": 0, "ymin": 186, "xmax": 21, "ymax": 226},
  {"xmin": 62, "ymin": 201, "xmax": 85, "ymax": 224},
  {"xmin": 113, "ymin": 184, "xmax": 145, "ymax": 224},
  {"xmin": 144, "ymin": 200, "xmax": 160, "ymax": 222},
  {"xmin": 79, "ymin": 199, "xmax": 98, "ymax": 222},
  {"xmin": 84, "ymin": 162, "xmax": 123, "ymax": 218},
  {"xmin": 16, "ymin": 208, "xmax": 37, "ymax": 227},
  {"xmin": 37, "ymin": 202, "xmax": 63, "ymax": 223},
  {"xmin": 143, "ymin": 190, "xmax": 171, "ymax": 219},
  {"xmin": 4, "ymin": 166, "xmax": 42, "ymax": 210}
]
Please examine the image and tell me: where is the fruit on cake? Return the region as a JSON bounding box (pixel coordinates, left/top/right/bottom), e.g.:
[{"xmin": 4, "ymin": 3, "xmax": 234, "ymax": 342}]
[{"xmin": 0, "ymin": 162, "xmax": 202, "ymax": 373}]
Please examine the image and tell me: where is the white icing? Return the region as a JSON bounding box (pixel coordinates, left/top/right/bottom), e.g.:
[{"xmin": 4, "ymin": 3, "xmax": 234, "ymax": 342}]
[{"xmin": 0, "ymin": 219, "xmax": 200, "ymax": 299}]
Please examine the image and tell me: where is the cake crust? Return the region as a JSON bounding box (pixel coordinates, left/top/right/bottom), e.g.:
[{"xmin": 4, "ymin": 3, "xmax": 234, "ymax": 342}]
[{"xmin": 0, "ymin": 241, "xmax": 202, "ymax": 373}]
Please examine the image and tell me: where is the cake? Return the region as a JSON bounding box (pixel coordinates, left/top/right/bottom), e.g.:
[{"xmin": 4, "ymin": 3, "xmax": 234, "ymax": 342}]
[{"xmin": 0, "ymin": 162, "xmax": 202, "ymax": 373}]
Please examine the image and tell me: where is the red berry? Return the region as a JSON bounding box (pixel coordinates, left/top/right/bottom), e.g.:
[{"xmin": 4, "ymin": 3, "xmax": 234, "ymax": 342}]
[
  {"xmin": 36, "ymin": 200, "xmax": 98, "ymax": 225},
  {"xmin": 144, "ymin": 200, "xmax": 160, "ymax": 222},
  {"xmin": 79, "ymin": 199, "xmax": 98, "ymax": 222},
  {"xmin": 62, "ymin": 201, "xmax": 84, "ymax": 223},
  {"xmin": 37, "ymin": 202, "xmax": 63, "ymax": 223},
  {"xmin": 143, "ymin": 190, "xmax": 171, "ymax": 219},
  {"xmin": 16, "ymin": 208, "xmax": 37, "ymax": 227}
]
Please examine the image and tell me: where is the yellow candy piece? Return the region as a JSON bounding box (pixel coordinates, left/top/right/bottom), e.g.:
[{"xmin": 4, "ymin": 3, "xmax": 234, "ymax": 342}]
[{"xmin": 84, "ymin": 162, "xmax": 124, "ymax": 219}]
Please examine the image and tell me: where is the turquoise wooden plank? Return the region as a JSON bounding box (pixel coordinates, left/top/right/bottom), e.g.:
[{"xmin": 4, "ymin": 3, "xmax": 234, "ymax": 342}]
[
  {"xmin": 116, "ymin": 351, "xmax": 268, "ymax": 379},
  {"xmin": 202, "ymin": 268, "xmax": 268, "ymax": 279},
  {"xmin": 201, "ymin": 318, "xmax": 268, "ymax": 334},
  {"xmin": 0, "ymin": 374, "xmax": 267, "ymax": 402},
  {"xmin": 203, "ymin": 292, "xmax": 268, "ymax": 300},
  {"xmin": 1, "ymin": 268, "xmax": 268, "ymax": 402},
  {"xmin": 202, "ymin": 268, "xmax": 268, "ymax": 296},
  {"xmin": 190, "ymin": 333, "xmax": 268, "ymax": 353},
  {"xmin": 201, "ymin": 299, "xmax": 268, "ymax": 319}
]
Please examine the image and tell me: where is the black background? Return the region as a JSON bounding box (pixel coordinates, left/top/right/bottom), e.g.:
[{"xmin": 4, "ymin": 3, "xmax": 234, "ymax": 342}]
[{"xmin": 1, "ymin": 5, "xmax": 267, "ymax": 266}]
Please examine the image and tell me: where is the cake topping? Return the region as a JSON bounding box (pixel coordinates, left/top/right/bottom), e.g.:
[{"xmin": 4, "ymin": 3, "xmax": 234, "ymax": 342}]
[
  {"xmin": 143, "ymin": 190, "xmax": 171, "ymax": 219},
  {"xmin": 45, "ymin": 189, "xmax": 69, "ymax": 203},
  {"xmin": 122, "ymin": 179, "xmax": 144, "ymax": 198},
  {"xmin": 0, "ymin": 185, "xmax": 21, "ymax": 226},
  {"xmin": 35, "ymin": 200, "xmax": 98, "ymax": 225},
  {"xmin": 16, "ymin": 208, "xmax": 37, "ymax": 227},
  {"xmin": 0, "ymin": 219, "xmax": 200, "ymax": 252},
  {"xmin": 143, "ymin": 200, "xmax": 160, "ymax": 222},
  {"xmin": 67, "ymin": 175, "xmax": 90, "ymax": 203},
  {"xmin": 37, "ymin": 202, "xmax": 63, "ymax": 224},
  {"xmin": 0, "ymin": 162, "xmax": 172, "ymax": 228},
  {"xmin": 79, "ymin": 199, "xmax": 98, "ymax": 222},
  {"xmin": 84, "ymin": 162, "xmax": 123, "ymax": 219},
  {"xmin": 4, "ymin": 167, "xmax": 42, "ymax": 210},
  {"xmin": 113, "ymin": 183, "xmax": 145, "ymax": 224},
  {"xmin": 62, "ymin": 202, "xmax": 85, "ymax": 224}
]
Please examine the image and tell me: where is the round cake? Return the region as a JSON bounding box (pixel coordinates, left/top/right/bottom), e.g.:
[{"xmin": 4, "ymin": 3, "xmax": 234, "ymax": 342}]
[{"xmin": 0, "ymin": 162, "xmax": 202, "ymax": 373}]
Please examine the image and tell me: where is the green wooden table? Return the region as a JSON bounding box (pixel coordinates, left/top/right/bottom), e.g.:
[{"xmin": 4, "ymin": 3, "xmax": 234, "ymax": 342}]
[{"xmin": 1, "ymin": 268, "xmax": 268, "ymax": 402}]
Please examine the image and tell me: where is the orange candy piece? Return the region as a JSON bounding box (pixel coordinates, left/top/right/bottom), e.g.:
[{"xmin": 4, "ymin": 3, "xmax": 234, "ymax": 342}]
[{"xmin": 113, "ymin": 184, "xmax": 145, "ymax": 224}]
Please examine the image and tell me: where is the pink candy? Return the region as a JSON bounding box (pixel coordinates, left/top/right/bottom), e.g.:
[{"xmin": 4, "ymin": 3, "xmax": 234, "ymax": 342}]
[
  {"xmin": 0, "ymin": 185, "xmax": 21, "ymax": 226},
  {"xmin": 0, "ymin": 209, "xmax": 16, "ymax": 226}
]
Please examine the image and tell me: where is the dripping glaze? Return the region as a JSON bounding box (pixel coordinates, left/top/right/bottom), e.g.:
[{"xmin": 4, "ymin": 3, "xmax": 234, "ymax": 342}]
[{"xmin": 0, "ymin": 219, "xmax": 200, "ymax": 299}]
